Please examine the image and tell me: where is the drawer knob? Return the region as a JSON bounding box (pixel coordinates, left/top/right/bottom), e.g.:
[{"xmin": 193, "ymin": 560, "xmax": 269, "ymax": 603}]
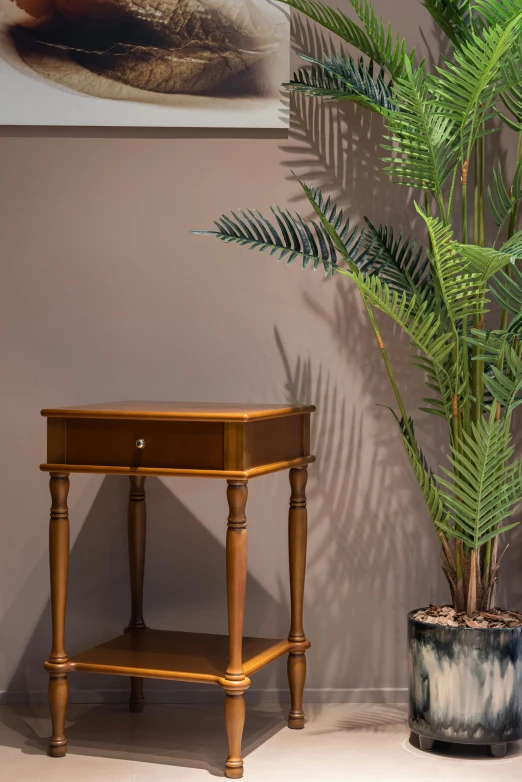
[{"xmin": 136, "ymin": 439, "xmax": 146, "ymax": 449}]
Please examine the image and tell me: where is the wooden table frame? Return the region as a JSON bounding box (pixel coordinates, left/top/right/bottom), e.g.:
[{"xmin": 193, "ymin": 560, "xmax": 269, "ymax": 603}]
[{"xmin": 41, "ymin": 402, "xmax": 315, "ymax": 779}]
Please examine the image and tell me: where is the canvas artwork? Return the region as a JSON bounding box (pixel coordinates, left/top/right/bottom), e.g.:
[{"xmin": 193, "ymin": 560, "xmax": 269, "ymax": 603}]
[{"xmin": 0, "ymin": 0, "xmax": 289, "ymax": 127}]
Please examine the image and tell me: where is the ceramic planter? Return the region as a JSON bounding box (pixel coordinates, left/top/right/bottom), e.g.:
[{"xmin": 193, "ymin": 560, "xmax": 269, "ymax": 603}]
[{"xmin": 408, "ymin": 609, "xmax": 522, "ymax": 756}]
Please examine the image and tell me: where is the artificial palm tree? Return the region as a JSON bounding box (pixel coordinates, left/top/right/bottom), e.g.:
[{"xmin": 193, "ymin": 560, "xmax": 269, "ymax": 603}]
[{"xmin": 195, "ymin": 0, "xmax": 522, "ymax": 617}]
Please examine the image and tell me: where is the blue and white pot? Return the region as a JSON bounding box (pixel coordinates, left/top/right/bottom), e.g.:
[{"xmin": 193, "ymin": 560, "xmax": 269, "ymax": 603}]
[{"xmin": 408, "ymin": 610, "xmax": 522, "ymax": 756}]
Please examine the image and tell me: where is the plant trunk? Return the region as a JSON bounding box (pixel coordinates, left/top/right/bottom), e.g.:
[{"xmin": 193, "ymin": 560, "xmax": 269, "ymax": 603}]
[{"xmin": 440, "ymin": 540, "xmax": 498, "ymax": 615}]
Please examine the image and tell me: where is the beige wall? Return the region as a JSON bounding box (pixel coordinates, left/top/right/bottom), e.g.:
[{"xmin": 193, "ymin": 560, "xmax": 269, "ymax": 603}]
[{"xmin": 1, "ymin": 0, "xmax": 520, "ymax": 703}]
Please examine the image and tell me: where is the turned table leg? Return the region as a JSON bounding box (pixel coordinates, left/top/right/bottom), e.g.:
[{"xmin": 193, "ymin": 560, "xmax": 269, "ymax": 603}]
[
  {"xmin": 223, "ymin": 480, "xmax": 249, "ymax": 779},
  {"xmin": 47, "ymin": 473, "xmax": 70, "ymax": 757},
  {"xmin": 126, "ymin": 475, "xmax": 147, "ymax": 713},
  {"xmin": 288, "ymin": 466, "xmax": 308, "ymax": 730}
]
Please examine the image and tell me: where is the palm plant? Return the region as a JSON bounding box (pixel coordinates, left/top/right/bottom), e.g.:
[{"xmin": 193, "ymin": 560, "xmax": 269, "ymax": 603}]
[{"xmin": 195, "ymin": 0, "xmax": 522, "ymax": 617}]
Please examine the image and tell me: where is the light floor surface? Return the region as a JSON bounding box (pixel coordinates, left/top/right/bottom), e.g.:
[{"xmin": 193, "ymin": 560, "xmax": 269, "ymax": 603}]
[{"xmin": 0, "ymin": 702, "xmax": 521, "ymax": 781}]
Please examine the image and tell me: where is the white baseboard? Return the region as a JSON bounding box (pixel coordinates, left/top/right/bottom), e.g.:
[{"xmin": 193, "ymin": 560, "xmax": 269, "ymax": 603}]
[{"xmin": 0, "ymin": 688, "xmax": 408, "ymax": 706}]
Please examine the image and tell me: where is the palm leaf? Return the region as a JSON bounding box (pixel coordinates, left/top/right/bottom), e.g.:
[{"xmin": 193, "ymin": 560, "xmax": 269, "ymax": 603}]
[
  {"xmin": 498, "ymin": 41, "xmax": 522, "ymax": 130},
  {"xmin": 421, "ymin": 0, "xmax": 475, "ymax": 48},
  {"xmin": 489, "ymin": 261, "xmax": 522, "ymax": 330},
  {"xmin": 382, "ymin": 60, "xmax": 456, "ymax": 206},
  {"xmin": 486, "ymin": 363, "xmax": 522, "ymax": 414},
  {"xmin": 192, "ymin": 185, "xmax": 369, "ymax": 275},
  {"xmin": 437, "ymin": 416, "xmax": 521, "ymax": 548},
  {"xmin": 361, "ymin": 220, "xmax": 430, "ymax": 296},
  {"xmin": 430, "ymin": 19, "xmax": 522, "ymax": 157},
  {"xmin": 456, "ymin": 244, "xmax": 518, "ymax": 281},
  {"xmin": 474, "ymin": 0, "xmax": 522, "ymax": 27},
  {"xmin": 349, "ymin": 0, "xmax": 415, "ymax": 78},
  {"xmin": 275, "ymin": 0, "xmax": 413, "ymax": 79},
  {"xmin": 499, "ymin": 229, "xmax": 522, "ymax": 259},
  {"xmin": 285, "ymin": 53, "xmax": 397, "ymax": 114},
  {"xmin": 488, "ymin": 159, "xmax": 522, "ymax": 230},
  {"xmin": 415, "ymin": 353, "xmax": 456, "ymax": 419},
  {"xmin": 297, "ymin": 180, "xmax": 365, "ymax": 264},
  {"xmin": 470, "ymin": 331, "xmax": 522, "ymax": 413},
  {"xmin": 418, "ymin": 207, "xmax": 489, "ymax": 324},
  {"xmin": 349, "ymin": 268, "xmax": 454, "ymax": 370},
  {"xmin": 398, "ymin": 420, "xmax": 449, "ymax": 530}
]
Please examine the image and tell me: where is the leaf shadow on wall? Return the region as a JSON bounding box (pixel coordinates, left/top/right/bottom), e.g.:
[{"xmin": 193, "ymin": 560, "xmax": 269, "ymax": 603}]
[
  {"xmin": 283, "ymin": 15, "xmax": 415, "ymax": 228},
  {"xmin": 0, "ymin": 477, "xmax": 288, "ymax": 772},
  {"xmin": 273, "ymin": 322, "xmax": 449, "ymax": 703}
]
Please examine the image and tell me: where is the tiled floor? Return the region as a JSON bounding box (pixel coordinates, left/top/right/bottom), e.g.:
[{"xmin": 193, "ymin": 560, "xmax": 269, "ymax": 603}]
[{"xmin": 0, "ymin": 702, "xmax": 520, "ymax": 781}]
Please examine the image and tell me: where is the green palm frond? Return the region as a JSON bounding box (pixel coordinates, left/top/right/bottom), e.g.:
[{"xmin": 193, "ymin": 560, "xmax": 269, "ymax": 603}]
[
  {"xmin": 402, "ymin": 434, "xmax": 448, "ymax": 527},
  {"xmin": 456, "ymin": 244, "xmax": 517, "ymax": 281},
  {"xmin": 467, "ymin": 329, "xmax": 519, "ymax": 410},
  {"xmin": 361, "ymin": 220, "xmax": 430, "ymax": 296},
  {"xmin": 349, "ymin": 0, "xmax": 415, "ymax": 78},
  {"xmin": 421, "ymin": 0, "xmax": 475, "ymax": 48},
  {"xmin": 499, "ymin": 229, "xmax": 522, "ymax": 258},
  {"xmin": 381, "ymin": 406, "xmax": 451, "ymax": 532},
  {"xmin": 485, "ymin": 351, "xmax": 522, "ymax": 414},
  {"xmin": 285, "ymin": 53, "xmax": 397, "ymax": 114},
  {"xmin": 498, "ymin": 41, "xmax": 522, "ymax": 130},
  {"xmin": 297, "ymin": 179, "xmax": 365, "ymax": 264},
  {"xmin": 419, "ymin": 207, "xmax": 488, "ymax": 324},
  {"xmin": 474, "ymin": 0, "xmax": 522, "ymax": 27},
  {"xmin": 275, "ymin": 0, "xmax": 413, "ymax": 79},
  {"xmin": 431, "ymin": 19, "xmax": 522, "ymax": 157},
  {"xmin": 437, "ymin": 415, "xmax": 521, "ymax": 548},
  {"xmin": 382, "ymin": 60, "xmax": 456, "ymax": 209},
  {"xmin": 192, "ymin": 209, "xmax": 337, "ymax": 274},
  {"xmin": 467, "ymin": 327, "xmax": 518, "ymax": 357},
  {"xmin": 192, "ymin": 185, "xmax": 369, "ymax": 275},
  {"xmin": 349, "ymin": 269, "xmax": 453, "ymax": 369},
  {"xmin": 489, "ymin": 262, "xmax": 522, "ymax": 327},
  {"xmin": 488, "ymin": 159, "xmax": 522, "ymax": 229},
  {"xmin": 415, "ymin": 354, "xmax": 455, "ymax": 418}
]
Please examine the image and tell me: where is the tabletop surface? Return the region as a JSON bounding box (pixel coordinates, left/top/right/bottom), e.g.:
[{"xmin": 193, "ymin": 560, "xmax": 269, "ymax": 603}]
[{"xmin": 41, "ymin": 400, "xmax": 316, "ymax": 422}]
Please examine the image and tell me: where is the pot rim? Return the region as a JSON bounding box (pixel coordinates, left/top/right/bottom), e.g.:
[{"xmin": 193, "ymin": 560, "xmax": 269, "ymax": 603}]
[{"xmin": 408, "ymin": 607, "xmax": 522, "ymax": 632}]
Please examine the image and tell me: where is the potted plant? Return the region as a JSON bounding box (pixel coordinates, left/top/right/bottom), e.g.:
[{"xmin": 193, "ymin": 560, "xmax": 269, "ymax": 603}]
[{"xmin": 195, "ymin": 0, "xmax": 522, "ymax": 757}]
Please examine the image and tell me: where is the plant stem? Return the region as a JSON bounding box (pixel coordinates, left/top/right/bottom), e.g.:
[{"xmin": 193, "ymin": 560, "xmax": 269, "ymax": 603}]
[
  {"xmin": 425, "ymin": 191, "xmax": 434, "ymax": 255},
  {"xmin": 470, "ymin": 137, "xmax": 483, "ymax": 488},
  {"xmin": 455, "ymin": 541, "xmax": 463, "ymax": 607},
  {"xmin": 501, "ymin": 132, "xmax": 522, "ymax": 330},
  {"xmin": 447, "ymin": 166, "xmax": 458, "ymax": 225},
  {"xmin": 471, "ymin": 138, "xmax": 485, "ymax": 421},
  {"xmin": 361, "ymin": 297, "xmax": 418, "ymax": 453},
  {"xmin": 483, "ymin": 538, "xmax": 491, "ymax": 594},
  {"xmin": 451, "ymin": 394, "xmax": 459, "ymax": 450},
  {"xmin": 473, "ymin": 135, "xmax": 485, "ymax": 247},
  {"xmin": 479, "ymin": 135, "xmax": 485, "ymax": 247},
  {"xmin": 462, "ymin": 317, "xmax": 471, "ymax": 436},
  {"xmin": 474, "ymin": 144, "xmax": 480, "ymax": 245},
  {"xmin": 461, "ymin": 160, "xmax": 469, "ymax": 244},
  {"xmin": 471, "ymin": 315, "xmax": 484, "ymax": 424},
  {"xmin": 467, "ymin": 548, "xmax": 477, "ymax": 616}
]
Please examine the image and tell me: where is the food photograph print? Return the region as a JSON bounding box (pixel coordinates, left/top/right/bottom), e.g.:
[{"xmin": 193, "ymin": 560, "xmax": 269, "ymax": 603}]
[{"xmin": 0, "ymin": 0, "xmax": 289, "ymax": 127}]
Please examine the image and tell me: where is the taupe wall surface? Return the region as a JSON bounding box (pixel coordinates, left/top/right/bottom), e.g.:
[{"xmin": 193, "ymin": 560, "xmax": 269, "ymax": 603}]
[{"xmin": 1, "ymin": 0, "xmax": 520, "ymax": 703}]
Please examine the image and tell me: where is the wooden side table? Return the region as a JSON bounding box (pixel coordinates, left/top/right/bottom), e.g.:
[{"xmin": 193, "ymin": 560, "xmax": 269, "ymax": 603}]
[{"xmin": 41, "ymin": 401, "xmax": 315, "ymax": 778}]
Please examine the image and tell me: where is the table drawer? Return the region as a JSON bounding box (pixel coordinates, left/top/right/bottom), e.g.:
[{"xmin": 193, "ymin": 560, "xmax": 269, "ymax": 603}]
[{"xmin": 56, "ymin": 418, "xmax": 225, "ymax": 470}]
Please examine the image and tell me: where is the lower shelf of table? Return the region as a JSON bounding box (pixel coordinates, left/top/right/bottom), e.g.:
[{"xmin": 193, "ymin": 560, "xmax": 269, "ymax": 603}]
[{"xmin": 56, "ymin": 629, "xmax": 302, "ymax": 685}]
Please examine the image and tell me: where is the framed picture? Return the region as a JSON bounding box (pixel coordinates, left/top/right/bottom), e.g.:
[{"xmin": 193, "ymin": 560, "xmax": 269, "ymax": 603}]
[{"xmin": 0, "ymin": 0, "xmax": 289, "ymax": 127}]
